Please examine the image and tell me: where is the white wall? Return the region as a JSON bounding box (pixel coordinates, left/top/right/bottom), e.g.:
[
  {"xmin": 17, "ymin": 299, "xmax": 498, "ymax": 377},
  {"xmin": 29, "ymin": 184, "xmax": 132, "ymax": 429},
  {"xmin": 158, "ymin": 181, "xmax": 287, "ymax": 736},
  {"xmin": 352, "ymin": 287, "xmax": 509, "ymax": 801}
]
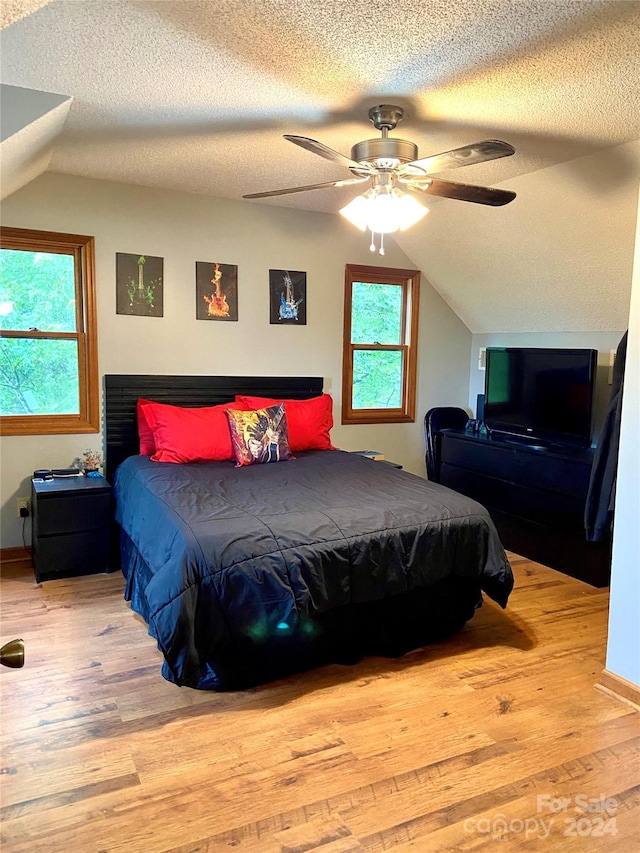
[
  {"xmin": 605, "ymin": 176, "xmax": 640, "ymax": 688},
  {"xmin": 0, "ymin": 84, "xmax": 72, "ymax": 200},
  {"xmin": 0, "ymin": 173, "xmax": 472, "ymax": 548},
  {"xmin": 469, "ymin": 331, "xmax": 627, "ymax": 443},
  {"xmin": 0, "ymin": 84, "xmax": 70, "ymax": 142}
]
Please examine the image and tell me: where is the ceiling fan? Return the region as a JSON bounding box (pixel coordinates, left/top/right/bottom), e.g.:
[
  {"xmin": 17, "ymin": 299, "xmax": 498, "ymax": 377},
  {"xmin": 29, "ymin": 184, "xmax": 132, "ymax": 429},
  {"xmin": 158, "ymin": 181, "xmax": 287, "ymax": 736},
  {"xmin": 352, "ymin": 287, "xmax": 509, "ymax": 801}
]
[{"xmin": 243, "ymin": 105, "xmax": 516, "ymax": 254}]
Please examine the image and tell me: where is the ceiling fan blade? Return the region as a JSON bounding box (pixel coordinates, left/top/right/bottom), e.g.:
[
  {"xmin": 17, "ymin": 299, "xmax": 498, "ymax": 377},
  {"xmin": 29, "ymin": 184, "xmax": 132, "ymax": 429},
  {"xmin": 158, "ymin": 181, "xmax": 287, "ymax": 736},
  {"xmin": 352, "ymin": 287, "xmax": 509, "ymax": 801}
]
[
  {"xmin": 406, "ymin": 178, "xmax": 516, "ymax": 206},
  {"xmin": 401, "ymin": 140, "xmax": 515, "ymax": 176},
  {"xmin": 243, "ymin": 177, "xmax": 368, "ymax": 200},
  {"xmin": 284, "ymin": 135, "xmax": 372, "ymax": 172}
]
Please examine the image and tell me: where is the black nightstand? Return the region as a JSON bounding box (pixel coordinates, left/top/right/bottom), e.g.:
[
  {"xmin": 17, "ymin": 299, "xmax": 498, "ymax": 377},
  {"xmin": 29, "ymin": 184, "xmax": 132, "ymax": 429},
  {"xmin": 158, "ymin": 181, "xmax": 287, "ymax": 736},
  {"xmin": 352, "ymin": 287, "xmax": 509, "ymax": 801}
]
[{"xmin": 31, "ymin": 476, "xmax": 112, "ymax": 582}]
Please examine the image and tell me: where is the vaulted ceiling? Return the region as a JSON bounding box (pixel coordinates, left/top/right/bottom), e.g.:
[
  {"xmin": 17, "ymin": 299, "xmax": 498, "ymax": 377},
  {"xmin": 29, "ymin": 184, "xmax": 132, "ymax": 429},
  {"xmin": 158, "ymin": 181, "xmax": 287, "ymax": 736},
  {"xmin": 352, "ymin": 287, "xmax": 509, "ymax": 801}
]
[{"xmin": 2, "ymin": 0, "xmax": 639, "ymax": 332}]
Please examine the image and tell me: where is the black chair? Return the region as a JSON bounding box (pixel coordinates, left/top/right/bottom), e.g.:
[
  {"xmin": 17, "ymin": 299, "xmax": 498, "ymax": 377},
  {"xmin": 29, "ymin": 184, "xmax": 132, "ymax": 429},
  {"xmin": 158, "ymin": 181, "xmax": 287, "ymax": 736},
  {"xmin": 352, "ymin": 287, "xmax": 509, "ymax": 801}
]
[{"xmin": 424, "ymin": 407, "xmax": 469, "ymax": 482}]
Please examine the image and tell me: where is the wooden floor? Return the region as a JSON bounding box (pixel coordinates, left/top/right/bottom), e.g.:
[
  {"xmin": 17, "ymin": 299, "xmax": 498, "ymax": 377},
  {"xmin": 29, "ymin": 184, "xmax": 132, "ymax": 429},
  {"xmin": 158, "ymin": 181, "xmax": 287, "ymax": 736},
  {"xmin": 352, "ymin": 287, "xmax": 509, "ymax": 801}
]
[{"xmin": 0, "ymin": 554, "xmax": 638, "ymax": 852}]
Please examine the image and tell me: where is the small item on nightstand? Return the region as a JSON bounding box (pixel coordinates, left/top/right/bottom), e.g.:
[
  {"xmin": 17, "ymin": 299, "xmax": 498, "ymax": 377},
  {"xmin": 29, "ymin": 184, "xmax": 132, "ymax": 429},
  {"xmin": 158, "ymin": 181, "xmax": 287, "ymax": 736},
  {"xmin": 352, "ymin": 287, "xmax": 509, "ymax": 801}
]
[
  {"xmin": 71, "ymin": 449, "xmax": 104, "ymax": 476},
  {"xmin": 84, "ymin": 469, "xmax": 103, "ymax": 478},
  {"xmin": 33, "ymin": 469, "xmax": 53, "ymax": 480}
]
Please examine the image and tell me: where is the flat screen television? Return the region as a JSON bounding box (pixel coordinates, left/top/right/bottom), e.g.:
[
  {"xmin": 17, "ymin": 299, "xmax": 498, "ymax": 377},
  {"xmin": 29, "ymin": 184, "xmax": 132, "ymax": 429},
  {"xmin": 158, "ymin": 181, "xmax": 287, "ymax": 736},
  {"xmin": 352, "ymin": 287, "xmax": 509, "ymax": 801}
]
[{"xmin": 483, "ymin": 347, "xmax": 598, "ymax": 447}]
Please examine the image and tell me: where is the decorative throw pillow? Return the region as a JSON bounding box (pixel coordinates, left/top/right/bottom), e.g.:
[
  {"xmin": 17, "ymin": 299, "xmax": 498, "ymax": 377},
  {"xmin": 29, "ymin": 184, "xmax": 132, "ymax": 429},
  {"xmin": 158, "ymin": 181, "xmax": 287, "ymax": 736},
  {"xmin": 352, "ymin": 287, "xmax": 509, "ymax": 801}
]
[
  {"xmin": 225, "ymin": 404, "xmax": 294, "ymax": 467},
  {"xmin": 234, "ymin": 394, "xmax": 335, "ymax": 452},
  {"xmin": 140, "ymin": 399, "xmax": 248, "ymax": 464}
]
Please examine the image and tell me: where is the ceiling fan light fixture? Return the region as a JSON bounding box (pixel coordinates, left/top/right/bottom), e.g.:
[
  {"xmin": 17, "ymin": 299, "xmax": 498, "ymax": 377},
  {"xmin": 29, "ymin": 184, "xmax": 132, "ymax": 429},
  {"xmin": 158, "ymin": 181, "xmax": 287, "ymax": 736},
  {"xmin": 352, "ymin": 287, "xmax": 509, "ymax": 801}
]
[
  {"xmin": 394, "ymin": 191, "xmax": 429, "ymax": 231},
  {"xmin": 339, "ymin": 186, "xmax": 428, "ymax": 236},
  {"xmin": 338, "ymin": 193, "xmax": 370, "ymax": 232}
]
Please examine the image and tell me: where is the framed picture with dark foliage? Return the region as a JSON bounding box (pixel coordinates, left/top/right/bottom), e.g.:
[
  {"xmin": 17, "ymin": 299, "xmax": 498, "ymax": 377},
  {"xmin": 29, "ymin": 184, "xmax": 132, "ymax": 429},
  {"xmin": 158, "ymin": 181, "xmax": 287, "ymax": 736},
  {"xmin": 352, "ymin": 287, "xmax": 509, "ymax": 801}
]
[
  {"xmin": 196, "ymin": 261, "xmax": 238, "ymax": 321},
  {"xmin": 116, "ymin": 253, "xmax": 163, "ymax": 317},
  {"xmin": 269, "ymin": 269, "xmax": 306, "ymax": 325}
]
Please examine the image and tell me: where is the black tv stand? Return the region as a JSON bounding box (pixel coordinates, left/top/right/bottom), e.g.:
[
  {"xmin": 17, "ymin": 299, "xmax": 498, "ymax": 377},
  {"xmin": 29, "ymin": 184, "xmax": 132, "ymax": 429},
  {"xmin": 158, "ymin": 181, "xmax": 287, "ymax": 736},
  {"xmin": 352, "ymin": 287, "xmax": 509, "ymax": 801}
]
[
  {"xmin": 487, "ymin": 429, "xmax": 588, "ymax": 453},
  {"xmin": 439, "ymin": 430, "xmax": 611, "ymax": 587},
  {"xmin": 503, "ymin": 438, "xmax": 548, "ymax": 451}
]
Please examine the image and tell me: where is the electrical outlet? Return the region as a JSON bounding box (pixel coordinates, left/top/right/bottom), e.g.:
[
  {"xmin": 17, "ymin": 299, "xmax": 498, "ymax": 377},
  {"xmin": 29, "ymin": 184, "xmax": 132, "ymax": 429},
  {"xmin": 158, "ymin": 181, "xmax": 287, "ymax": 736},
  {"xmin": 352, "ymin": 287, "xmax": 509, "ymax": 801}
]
[{"xmin": 16, "ymin": 497, "xmax": 31, "ymax": 518}]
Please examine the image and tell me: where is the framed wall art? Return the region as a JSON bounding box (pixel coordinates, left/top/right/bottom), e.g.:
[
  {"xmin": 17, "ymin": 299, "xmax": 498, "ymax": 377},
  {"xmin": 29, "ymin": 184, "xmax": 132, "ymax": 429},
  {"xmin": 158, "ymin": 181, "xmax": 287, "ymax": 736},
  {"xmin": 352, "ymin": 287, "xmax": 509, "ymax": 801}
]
[
  {"xmin": 116, "ymin": 253, "xmax": 163, "ymax": 317},
  {"xmin": 269, "ymin": 269, "xmax": 306, "ymax": 325},
  {"xmin": 196, "ymin": 261, "xmax": 238, "ymax": 321}
]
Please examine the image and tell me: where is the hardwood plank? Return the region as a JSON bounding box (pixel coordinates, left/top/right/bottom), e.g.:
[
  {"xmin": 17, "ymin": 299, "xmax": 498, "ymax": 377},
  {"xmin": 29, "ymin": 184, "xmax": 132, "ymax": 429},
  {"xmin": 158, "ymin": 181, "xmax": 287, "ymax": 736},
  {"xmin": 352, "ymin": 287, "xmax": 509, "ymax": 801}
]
[{"xmin": 0, "ymin": 557, "xmax": 638, "ymax": 853}]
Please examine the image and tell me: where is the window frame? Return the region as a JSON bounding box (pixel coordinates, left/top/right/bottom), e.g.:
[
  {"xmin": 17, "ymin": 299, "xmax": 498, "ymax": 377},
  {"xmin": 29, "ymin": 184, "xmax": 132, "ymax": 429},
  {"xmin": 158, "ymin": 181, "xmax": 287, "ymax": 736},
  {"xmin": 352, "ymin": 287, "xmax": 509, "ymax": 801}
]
[
  {"xmin": 342, "ymin": 263, "xmax": 420, "ymax": 425},
  {"xmin": 0, "ymin": 227, "xmax": 99, "ymax": 436}
]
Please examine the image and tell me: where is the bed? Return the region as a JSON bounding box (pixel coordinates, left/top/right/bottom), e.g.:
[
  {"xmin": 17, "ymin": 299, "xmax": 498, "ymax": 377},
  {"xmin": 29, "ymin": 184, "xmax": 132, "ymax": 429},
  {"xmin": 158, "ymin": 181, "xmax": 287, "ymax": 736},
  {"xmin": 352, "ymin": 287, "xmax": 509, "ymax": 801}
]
[{"xmin": 105, "ymin": 374, "xmax": 514, "ymax": 690}]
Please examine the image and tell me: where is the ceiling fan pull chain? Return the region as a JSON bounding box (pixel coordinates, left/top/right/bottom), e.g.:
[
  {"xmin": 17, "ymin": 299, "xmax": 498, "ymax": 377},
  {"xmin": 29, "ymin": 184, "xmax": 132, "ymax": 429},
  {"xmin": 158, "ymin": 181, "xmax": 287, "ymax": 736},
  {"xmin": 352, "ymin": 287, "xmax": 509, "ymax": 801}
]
[{"xmin": 368, "ymin": 231, "xmax": 386, "ymax": 255}]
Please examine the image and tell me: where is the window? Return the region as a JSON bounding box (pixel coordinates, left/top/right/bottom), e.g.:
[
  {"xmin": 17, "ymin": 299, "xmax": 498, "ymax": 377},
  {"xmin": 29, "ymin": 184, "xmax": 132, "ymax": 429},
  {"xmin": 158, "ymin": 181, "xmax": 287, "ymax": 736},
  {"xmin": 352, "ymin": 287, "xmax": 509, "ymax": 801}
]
[
  {"xmin": 0, "ymin": 227, "xmax": 99, "ymax": 435},
  {"xmin": 342, "ymin": 263, "xmax": 420, "ymax": 424}
]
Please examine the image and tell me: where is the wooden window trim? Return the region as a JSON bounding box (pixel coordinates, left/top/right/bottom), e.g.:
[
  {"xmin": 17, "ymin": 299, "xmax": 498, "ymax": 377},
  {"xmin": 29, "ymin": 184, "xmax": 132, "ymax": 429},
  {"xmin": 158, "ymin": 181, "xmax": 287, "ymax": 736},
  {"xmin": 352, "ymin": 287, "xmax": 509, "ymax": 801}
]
[
  {"xmin": 342, "ymin": 264, "xmax": 420, "ymax": 425},
  {"xmin": 0, "ymin": 227, "xmax": 99, "ymax": 436}
]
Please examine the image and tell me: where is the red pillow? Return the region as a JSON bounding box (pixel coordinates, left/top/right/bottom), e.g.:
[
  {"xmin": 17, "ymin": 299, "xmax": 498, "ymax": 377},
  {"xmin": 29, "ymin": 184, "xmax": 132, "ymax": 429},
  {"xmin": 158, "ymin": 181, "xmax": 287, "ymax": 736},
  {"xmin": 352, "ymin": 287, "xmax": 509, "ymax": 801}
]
[
  {"xmin": 234, "ymin": 394, "xmax": 335, "ymax": 452},
  {"xmin": 140, "ymin": 400, "xmax": 248, "ymax": 464},
  {"xmin": 136, "ymin": 398, "xmax": 156, "ymax": 456}
]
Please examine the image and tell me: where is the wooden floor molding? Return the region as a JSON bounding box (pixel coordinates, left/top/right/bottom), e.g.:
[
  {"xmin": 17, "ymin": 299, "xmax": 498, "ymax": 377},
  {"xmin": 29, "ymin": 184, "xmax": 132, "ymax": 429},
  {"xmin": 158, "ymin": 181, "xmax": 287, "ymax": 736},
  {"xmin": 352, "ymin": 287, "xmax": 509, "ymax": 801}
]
[
  {"xmin": 0, "ymin": 546, "xmax": 32, "ymax": 569},
  {"xmin": 596, "ymin": 669, "xmax": 640, "ymax": 713},
  {"xmin": 1, "ymin": 554, "xmax": 639, "ymax": 852}
]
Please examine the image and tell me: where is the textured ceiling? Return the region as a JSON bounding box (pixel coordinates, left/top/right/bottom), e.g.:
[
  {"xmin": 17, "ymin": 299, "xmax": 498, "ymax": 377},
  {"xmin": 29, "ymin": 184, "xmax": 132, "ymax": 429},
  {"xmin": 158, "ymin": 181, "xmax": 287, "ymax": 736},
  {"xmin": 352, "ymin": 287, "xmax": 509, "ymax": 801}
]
[
  {"xmin": 1, "ymin": 0, "xmax": 639, "ymax": 331},
  {"xmin": 0, "ymin": 0, "xmax": 51, "ymax": 30}
]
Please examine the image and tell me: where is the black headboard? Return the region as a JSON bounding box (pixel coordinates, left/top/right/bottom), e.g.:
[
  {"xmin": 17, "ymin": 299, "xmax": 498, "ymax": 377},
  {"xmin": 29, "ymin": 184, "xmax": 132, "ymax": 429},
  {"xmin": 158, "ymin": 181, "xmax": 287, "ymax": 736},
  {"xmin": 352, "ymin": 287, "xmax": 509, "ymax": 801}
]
[{"xmin": 103, "ymin": 374, "xmax": 324, "ymax": 482}]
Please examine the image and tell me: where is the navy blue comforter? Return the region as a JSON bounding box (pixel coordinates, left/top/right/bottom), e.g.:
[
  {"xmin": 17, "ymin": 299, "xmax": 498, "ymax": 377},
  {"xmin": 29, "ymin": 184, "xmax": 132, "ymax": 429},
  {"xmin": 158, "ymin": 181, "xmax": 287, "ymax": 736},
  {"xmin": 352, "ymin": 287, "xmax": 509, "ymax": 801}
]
[{"xmin": 114, "ymin": 450, "xmax": 513, "ymax": 686}]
